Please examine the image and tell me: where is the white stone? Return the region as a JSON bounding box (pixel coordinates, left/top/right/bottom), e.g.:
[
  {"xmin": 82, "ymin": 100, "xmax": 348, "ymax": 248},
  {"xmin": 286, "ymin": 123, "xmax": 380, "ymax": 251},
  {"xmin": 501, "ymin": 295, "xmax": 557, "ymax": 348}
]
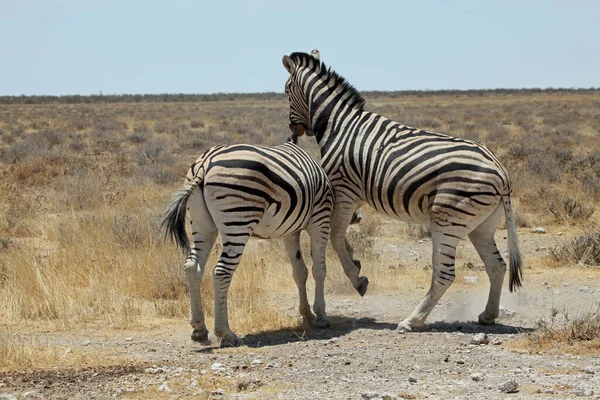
[
  {"xmin": 158, "ymin": 382, "xmax": 172, "ymax": 393},
  {"xmin": 464, "ymin": 276, "xmax": 479, "ymax": 284},
  {"xmin": 471, "ymin": 372, "xmax": 484, "ymax": 382},
  {"xmin": 471, "ymin": 333, "xmax": 489, "ymax": 345},
  {"xmin": 491, "ymin": 338, "xmax": 503, "ymax": 345},
  {"xmin": 531, "ymin": 227, "xmax": 546, "ymax": 233},
  {"xmin": 211, "ymin": 362, "xmax": 226, "ymax": 372}
]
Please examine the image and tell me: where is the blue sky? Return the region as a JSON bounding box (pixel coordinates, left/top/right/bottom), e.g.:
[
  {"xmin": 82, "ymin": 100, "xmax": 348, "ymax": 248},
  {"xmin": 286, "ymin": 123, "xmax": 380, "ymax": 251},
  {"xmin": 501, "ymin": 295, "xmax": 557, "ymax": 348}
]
[{"xmin": 1, "ymin": 1, "xmax": 598, "ymax": 95}]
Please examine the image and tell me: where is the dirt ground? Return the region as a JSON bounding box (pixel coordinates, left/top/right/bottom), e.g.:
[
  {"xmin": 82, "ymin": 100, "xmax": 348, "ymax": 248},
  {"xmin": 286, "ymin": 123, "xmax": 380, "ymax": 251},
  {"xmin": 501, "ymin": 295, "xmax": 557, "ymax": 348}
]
[{"xmin": 2, "ymin": 229, "xmax": 600, "ymax": 399}]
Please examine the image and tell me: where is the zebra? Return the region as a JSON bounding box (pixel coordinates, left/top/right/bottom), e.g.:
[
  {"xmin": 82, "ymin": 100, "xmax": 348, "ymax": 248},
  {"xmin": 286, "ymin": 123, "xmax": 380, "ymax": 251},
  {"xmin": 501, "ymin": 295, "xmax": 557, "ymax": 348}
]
[
  {"xmin": 281, "ymin": 50, "xmax": 523, "ymax": 332},
  {"xmin": 161, "ymin": 142, "xmax": 334, "ymax": 346}
]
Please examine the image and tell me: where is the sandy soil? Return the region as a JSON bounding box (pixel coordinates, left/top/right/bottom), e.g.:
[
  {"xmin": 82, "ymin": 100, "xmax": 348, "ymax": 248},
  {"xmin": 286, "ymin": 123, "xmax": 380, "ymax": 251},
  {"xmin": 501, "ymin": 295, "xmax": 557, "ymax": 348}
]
[{"xmin": 2, "ymin": 229, "xmax": 600, "ymax": 399}]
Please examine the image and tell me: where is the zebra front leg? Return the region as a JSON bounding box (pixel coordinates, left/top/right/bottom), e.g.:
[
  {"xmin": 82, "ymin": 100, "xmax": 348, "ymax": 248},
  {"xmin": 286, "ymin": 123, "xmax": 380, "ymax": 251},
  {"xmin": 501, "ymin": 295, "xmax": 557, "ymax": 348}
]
[
  {"xmin": 397, "ymin": 229, "xmax": 460, "ymax": 332},
  {"xmin": 212, "ymin": 233, "xmax": 249, "ymax": 347},
  {"xmin": 308, "ymin": 226, "xmax": 330, "ymax": 328},
  {"xmin": 283, "ymin": 233, "xmax": 316, "ymax": 326},
  {"xmin": 330, "ymin": 203, "xmax": 369, "ymax": 296}
]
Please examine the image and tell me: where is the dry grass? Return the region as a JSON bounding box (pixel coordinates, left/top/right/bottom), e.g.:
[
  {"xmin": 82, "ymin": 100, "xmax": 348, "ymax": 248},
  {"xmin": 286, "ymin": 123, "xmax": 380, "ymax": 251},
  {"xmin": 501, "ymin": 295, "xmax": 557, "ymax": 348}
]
[
  {"xmin": 1, "ymin": 91, "xmax": 600, "ymax": 369},
  {"xmin": 514, "ymin": 307, "xmax": 600, "ymax": 355},
  {"xmin": 550, "ymin": 228, "xmax": 600, "ymax": 267}
]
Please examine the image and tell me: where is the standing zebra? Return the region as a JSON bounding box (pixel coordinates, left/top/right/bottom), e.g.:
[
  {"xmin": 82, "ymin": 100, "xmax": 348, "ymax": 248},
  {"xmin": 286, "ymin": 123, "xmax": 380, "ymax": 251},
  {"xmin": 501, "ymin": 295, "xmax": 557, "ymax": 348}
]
[
  {"xmin": 281, "ymin": 50, "xmax": 523, "ymax": 332},
  {"xmin": 161, "ymin": 142, "xmax": 334, "ymax": 346}
]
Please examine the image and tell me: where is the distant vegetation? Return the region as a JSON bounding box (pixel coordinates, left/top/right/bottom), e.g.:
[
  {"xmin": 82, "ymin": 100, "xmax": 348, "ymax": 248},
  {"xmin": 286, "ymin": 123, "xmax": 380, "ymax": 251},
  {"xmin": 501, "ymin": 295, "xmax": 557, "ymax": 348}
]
[{"xmin": 1, "ymin": 87, "xmax": 598, "ymax": 104}]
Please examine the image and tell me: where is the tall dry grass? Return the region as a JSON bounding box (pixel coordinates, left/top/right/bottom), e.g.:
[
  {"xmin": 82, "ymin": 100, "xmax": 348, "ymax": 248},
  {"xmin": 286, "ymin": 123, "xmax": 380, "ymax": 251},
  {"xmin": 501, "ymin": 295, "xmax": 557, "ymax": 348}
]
[{"xmin": 1, "ymin": 92, "xmax": 599, "ymax": 362}]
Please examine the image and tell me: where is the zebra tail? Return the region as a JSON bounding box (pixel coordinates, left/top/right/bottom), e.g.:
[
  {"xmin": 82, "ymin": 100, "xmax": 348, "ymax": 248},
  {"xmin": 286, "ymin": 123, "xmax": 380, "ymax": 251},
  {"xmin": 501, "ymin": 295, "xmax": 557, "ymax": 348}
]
[
  {"xmin": 502, "ymin": 192, "xmax": 523, "ymax": 292},
  {"xmin": 160, "ymin": 169, "xmax": 204, "ymax": 254}
]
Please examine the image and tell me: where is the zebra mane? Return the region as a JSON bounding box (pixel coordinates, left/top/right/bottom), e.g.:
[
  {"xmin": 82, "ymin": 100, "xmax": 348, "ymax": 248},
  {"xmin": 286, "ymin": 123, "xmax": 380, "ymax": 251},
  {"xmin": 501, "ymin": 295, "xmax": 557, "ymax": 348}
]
[{"xmin": 288, "ymin": 52, "xmax": 366, "ymax": 111}]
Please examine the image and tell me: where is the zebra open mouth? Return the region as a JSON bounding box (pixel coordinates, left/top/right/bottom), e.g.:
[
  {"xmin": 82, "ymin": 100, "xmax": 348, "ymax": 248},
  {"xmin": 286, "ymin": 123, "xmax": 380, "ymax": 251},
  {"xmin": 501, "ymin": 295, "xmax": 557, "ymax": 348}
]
[{"xmin": 288, "ymin": 123, "xmax": 311, "ymax": 144}]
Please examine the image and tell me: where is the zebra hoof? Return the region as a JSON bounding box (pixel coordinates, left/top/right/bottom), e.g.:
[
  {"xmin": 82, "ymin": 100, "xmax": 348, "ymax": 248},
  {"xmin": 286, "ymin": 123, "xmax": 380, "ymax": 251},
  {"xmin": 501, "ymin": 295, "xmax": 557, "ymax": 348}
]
[
  {"xmin": 478, "ymin": 312, "xmax": 497, "ymax": 326},
  {"xmin": 353, "ymin": 259, "xmax": 362, "ymax": 271},
  {"xmin": 356, "ymin": 276, "xmax": 369, "ymax": 297},
  {"xmin": 218, "ymin": 333, "xmax": 242, "ymax": 348},
  {"xmin": 312, "ymin": 316, "xmax": 330, "ymax": 329},
  {"xmin": 395, "ymin": 321, "xmax": 413, "ymax": 333},
  {"xmin": 191, "ymin": 329, "xmax": 209, "ymax": 344}
]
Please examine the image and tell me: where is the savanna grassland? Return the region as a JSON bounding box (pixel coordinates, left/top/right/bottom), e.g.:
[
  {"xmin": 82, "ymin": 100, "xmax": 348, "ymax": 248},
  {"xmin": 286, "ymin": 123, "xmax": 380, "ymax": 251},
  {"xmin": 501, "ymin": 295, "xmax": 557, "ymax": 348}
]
[{"xmin": 1, "ymin": 90, "xmax": 600, "ymax": 398}]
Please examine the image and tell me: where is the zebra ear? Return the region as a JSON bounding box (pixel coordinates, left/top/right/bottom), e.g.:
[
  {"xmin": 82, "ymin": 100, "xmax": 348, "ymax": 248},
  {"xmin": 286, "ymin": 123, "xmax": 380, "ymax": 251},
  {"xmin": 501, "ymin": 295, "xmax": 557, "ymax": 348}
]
[
  {"xmin": 311, "ymin": 49, "xmax": 320, "ymax": 61},
  {"xmin": 282, "ymin": 55, "xmax": 295, "ymax": 74}
]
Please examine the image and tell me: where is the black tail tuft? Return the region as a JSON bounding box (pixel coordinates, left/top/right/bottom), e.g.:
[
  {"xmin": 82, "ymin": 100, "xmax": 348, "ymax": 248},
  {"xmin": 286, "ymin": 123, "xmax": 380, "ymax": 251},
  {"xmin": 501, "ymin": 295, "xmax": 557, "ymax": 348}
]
[{"xmin": 160, "ymin": 185, "xmax": 193, "ymax": 253}]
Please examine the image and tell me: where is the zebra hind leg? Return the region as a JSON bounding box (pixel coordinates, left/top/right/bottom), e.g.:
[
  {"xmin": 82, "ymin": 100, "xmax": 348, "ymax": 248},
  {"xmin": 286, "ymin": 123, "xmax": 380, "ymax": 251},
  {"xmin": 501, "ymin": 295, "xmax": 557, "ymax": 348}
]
[
  {"xmin": 468, "ymin": 204, "xmax": 506, "ymax": 325},
  {"xmin": 186, "ymin": 193, "xmax": 218, "ymax": 343},
  {"xmin": 308, "ymin": 225, "xmax": 330, "ymax": 328},
  {"xmin": 212, "ymin": 233, "xmax": 250, "ymax": 347},
  {"xmin": 283, "ymin": 233, "xmax": 316, "ymax": 326},
  {"xmin": 397, "ymin": 227, "xmax": 461, "ymax": 332}
]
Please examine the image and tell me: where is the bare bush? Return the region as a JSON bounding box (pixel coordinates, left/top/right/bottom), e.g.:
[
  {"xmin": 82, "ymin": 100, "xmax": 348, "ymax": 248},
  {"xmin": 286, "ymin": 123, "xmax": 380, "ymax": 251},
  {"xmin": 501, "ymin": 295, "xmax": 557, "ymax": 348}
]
[
  {"xmin": 551, "ymin": 228, "xmax": 600, "ymax": 266},
  {"xmin": 525, "ymin": 307, "xmax": 600, "ymax": 351},
  {"xmin": 549, "ymin": 198, "xmax": 594, "ymax": 223}
]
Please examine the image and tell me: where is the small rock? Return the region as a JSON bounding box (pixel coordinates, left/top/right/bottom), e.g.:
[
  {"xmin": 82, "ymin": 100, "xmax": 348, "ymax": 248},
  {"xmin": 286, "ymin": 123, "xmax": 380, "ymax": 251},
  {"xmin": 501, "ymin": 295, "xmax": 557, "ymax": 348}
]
[
  {"xmin": 380, "ymin": 395, "xmax": 398, "ymax": 400},
  {"xmin": 471, "ymin": 372, "xmax": 484, "ymax": 382},
  {"xmin": 124, "ymin": 337, "xmax": 133, "ymax": 341},
  {"xmin": 251, "ymin": 359, "xmax": 263, "ymax": 366},
  {"xmin": 211, "ymin": 363, "xmax": 226, "ymax": 372},
  {"xmin": 408, "ymin": 375, "xmax": 417, "ymax": 383},
  {"xmin": 21, "ymin": 392, "xmax": 38, "ymax": 398},
  {"xmin": 266, "ymin": 362, "xmax": 278, "ymax": 369},
  {"xmin": 498, "ymin": 379, "xmax": 519, "ymax": 393},
  {"xmin": 464, "ymin": 276, "xmax": 479, "ymax": 284},
  {"xmin": 471, "ymin": 333, "xmax": 489, "ymax": 345},
  {"xmin": 540, "ymin": 281, "xmax": 548, "ymax": 286},
  {"xmin": 583, "ymin": 366, "xmax": 595, "ymax": 374},
  {"xmin": 491, "ymin": 338, "xmax": 503, "ymax": 345},
  {"xmin": 579, "ymin": 286, "xmax": 591, "ymax": 293},
  {"xmin": 574, "ymin": 385, "xmax": 594, "ymax": 396},
  {"xmin": 0, "ymin": 394, "xmax": 17, "ymax": 400},
  {"xmin": 557, "ymin": 232, "xmax": 563, "ymax": 236},
  {"xmin": 82, "ymin": 340, "xmax": 91, "ymax": 346},
  {"xmin": 361, "ymin": 392, "xmax": 380, "ymax": 400},
  {"xmin": 64, "ymin": 347, "xmax": 72, "ymax": 354},
  {"xmin": 562, "ymin": 282, "xmax": 569, "ymax": 287},
  {"xmin": 544, "ymin": 388, "xmax": 554, "ymax": 394},
  {"xmin": 212, "ymin": 388, "xmax": 225, "ymax": 396},
  {"xmin": 531, "ymin": 227, "xmax": 546, "ymax": 234},
  {"xmin": 158, "ymin": 382, "xmax": 172, "ymax": 393}
]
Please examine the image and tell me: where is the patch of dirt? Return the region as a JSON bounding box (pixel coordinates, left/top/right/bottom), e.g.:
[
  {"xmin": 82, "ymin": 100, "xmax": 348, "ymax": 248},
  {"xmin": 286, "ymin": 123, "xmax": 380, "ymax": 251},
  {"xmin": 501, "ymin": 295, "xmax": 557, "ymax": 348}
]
[{"xmin": 2, "ymin": 230, "xmax": 600, "ymax": 399}]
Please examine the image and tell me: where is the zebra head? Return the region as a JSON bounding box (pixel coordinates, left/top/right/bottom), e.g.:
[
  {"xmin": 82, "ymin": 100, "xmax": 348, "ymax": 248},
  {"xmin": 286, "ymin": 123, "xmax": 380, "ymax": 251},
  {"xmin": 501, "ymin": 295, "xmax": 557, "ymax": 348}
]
[
  {"xmin": 282, "ymin": 50, "xmax": 365, "ymax": 144},
  {"xmin": 282, "ymin": 50, "xmax": 322, "ymax": 143}
]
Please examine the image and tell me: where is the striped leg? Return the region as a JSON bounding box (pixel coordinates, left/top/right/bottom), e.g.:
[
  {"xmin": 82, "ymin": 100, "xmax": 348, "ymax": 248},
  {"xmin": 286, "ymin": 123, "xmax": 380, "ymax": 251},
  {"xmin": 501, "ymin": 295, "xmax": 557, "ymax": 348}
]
[
  {"xmin": 469, "ymin": 204, "xmax": 506, "ymax": 325},
  {"xmin": 213, "ymin": 233, "xmax": 249, "ymax": 347},
  {"xmin": 397, "ymin": 227, "xmax": 460, "ymax": 332},
  {"xmin": 283, "ymin": 233, "xmax": 316, "ymax": 325},
  {"xmin": 186, "ymin": 192, "xmax": 218, "ymax": 343},
  {"xmin": 308, "ymin": 226, "xmax": 330, "ymax": 328},
  {"xmin": 330, "ymin": 202, "xmax": 369, "ymax": 296}
]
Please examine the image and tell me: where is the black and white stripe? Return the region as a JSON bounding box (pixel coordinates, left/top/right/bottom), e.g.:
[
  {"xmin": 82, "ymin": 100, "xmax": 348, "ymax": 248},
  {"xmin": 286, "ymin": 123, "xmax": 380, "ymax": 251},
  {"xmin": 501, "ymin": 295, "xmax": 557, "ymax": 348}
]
[
  {"xmin": 282, "ymin": 50, "xmax": 523, "ymax": 332},
  {"xmin": 162, "ymin": 142, "xmax": 334, "ymax": 346}
]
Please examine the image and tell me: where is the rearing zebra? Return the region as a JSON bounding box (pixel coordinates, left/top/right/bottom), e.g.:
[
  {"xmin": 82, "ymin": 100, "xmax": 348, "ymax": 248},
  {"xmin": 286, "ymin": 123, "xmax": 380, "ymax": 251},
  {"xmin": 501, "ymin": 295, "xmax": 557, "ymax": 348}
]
[
  {"xmin": 281, "ymin": 50, "xmax": 523, "ymax": 332},
  {"xmin": 161, "ymin": 142, "xmax": 334, "ymax": 346}
]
